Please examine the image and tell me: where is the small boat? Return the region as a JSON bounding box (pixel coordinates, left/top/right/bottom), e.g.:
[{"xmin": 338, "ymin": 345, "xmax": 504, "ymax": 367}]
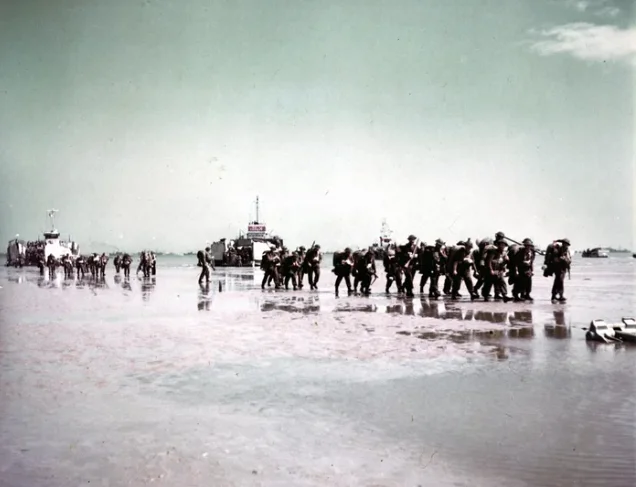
[
  {"xmin": 581, "ymin": 248, "xmax": 609, "ymax": 258},
  {"xmin": 585, "ymin": 319, "xmax": 621, "ymax": 343},
  {"xmin": 613, "ymin": 317, "xmax": 636, "ymax": 343}
]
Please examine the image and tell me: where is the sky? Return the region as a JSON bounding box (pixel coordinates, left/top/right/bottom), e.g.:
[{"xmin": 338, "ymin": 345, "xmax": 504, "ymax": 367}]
[{"xmin": 1, "ymin": 0, "xmax": 634, "ymax": 253}]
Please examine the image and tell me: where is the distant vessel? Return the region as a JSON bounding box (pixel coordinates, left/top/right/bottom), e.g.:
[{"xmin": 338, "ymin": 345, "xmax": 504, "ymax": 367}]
[
  {"xmin": 581, "ymin": 247, "xmax": 609, "ymax": 258},
  {"xmin": 369, "ymin": 219, "xmax": 395, "ymax": 259},
  {"xmin": 6, "ymin": 209, "xmax": 81, "ymax": 267},
  {"xmin": 210, "ymin": 196, "xmax": 283, "ymax": 267}
]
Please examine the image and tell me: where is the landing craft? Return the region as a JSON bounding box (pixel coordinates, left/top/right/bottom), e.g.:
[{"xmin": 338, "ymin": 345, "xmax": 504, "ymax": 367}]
[
  {"xmin": 7, "ymin": 210, "xmax": 80, "ymax": 267},
  {"xmin": 370, "ymin": 219, "xmax": 395, "ymax": 259},
  {"xmin": 210, "ymin": 196, "xmax": 284, "ymax": 267}
]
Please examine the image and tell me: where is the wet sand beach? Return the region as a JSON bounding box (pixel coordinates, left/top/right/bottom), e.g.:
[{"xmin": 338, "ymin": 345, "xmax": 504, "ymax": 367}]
[{"xmin": 1, "ymin": 255, "xmax": 635, "ymax": 487}]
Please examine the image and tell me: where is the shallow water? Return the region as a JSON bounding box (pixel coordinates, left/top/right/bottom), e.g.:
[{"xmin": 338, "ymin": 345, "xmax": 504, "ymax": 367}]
[{"xmin": 0, "ymin": 255, "xmax": 634, "ymax": 486}]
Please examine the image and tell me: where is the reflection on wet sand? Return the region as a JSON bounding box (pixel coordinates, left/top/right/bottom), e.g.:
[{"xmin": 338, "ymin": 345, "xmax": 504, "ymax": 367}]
[
  {"xmin": 139, "ymin": 276, "xmax": 156, "ymax": 302},
  {"xmin": 260, "ymin": 295, "xmax": 321, "ymax": 314},
  {"xmin": 335, "ymin": 302, "xmax": 377, "ymax": 313},
  {"xmin": 544, "ymin": 324, "xmax": 571, "ymax": 339},
  {"xmin": 198, "ymin": 282, "xmax": 212, "ymax": 311}
]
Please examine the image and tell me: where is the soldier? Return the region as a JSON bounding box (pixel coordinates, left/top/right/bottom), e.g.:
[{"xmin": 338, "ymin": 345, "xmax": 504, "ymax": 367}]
[
  {"xmin": 544, "ymin": 238, "xmax": 571, "ymax": 302},
  {"xmin": 383, "ymin": 243, "xmax": 401, "ymax": 293},
  {"xmin": 198, "ymin": 247, "xmax": 212, "ymax": 285},
  {"xmin": 305, "ymin": 244, "xmax": 322, "ymax": 290},
  {"xmin": 428, "ymin": 239, "xmax": 446, "ymax": 299},
  {"xmin": 62, "ymin": 254, "xmax": 74, "ymax": 279},
  {"xmin": 358, "ymin": 248, "xmax": 377, "ymax": 295},
  {"xmin": 443, "ymin": 242, "xmax": 460, "ymax": 296},
  {"xmin": 333, "ymin": 247, "xmax": 354, "ymax": 297},
  {"xmin": 515, "ymin": 238, "xmax": 535, "ymax": 301},
  {"xmin": 98, "ymin": 253, "xmax": 109, "ymax": 278},
  {"xmin": 113, "ymin": 253, "xmax": 122, "ymax": 273},
  {"xmin": 472, "ymin": 238, "xmax": 491, "ymax": 296},
  {"xmin": 75, "ymin": 254, "xmax": 87, "ymax": 279},
  {"xmin": 46, "ymin": 254, "xmax": 57, "ymax": 278},
  {"xmin": 507, "ymin": 244, "xmax": 521, "ymax": 300},
  {"xmin": 417, "ymin": 242, "xmax": 432, "ymax": 294},
  {"xmin": 352, "ymin": 249, "xmax": 365, "ymax": 293},
  {"xmin": 450, "ymin": 240, "xmax": 478, "ymax": 300},
  {"xmin": 261, "ymin": 248, "xmax": 281, "ymax": 290},
  {"xmin": 282, "ymin": 251, "xmax": 301, "ymax": 290},
  {"xmin": 296, "ymin": 246, "xmax": 307, "ymax": 289},
  {"xmin": 397, "ymin": 235, "xmax": 418, "ymax": 298},
  {"xmin": 122, "ymin": 253, "xmax": 133, "ymax": 278},
  {"xmin": 483, "ymin": 239, "xmax": 511, "ymax": 302}
]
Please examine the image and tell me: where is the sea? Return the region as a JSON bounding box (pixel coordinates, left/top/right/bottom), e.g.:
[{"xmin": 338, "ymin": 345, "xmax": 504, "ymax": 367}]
[{"xmin": 0, "ymin": 253, "xmax": 634, "ymax": 487}]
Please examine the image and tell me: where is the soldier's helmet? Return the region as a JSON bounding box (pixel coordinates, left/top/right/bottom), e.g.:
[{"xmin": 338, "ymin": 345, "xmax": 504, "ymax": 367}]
[
  {"xmin": 407, "ymin": 235, "xmax": 417, "ymax": 241},
  {"xmin": 344, "ymin": 247, "xmax": 352, "ymax": 253},
  {"xmin": 435, "ymin": 238, "xmax": 445, "ymax": 246},
  {"xmin": 559, "ymin": 238, "xmax": 571, "ymax": 246},
  {"xmin": 456, "ymin": 241, "xmax": 465, "ymax": 246},
  {"xmin": 495, "ymin": 231, "xmax": 505, "ymax": 240},
  {"xmin": 314, "ymin": 244, "xmax": 321, "ymax": 249},
  {"xmin": 522, "ymin": 238, "xmax": 534, "ymax": 246},
  {"xmin": 299, "ymin": 246, "xmax": 306, "ymax": 251},
  {"xmin": 205, "ymin": 247, "xmax": 210, "ymax": 251}
]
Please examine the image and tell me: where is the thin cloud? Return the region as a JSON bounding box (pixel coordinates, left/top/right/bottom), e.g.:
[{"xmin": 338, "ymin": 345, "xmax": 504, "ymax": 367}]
[
  {"xmin": 530, "ymin": 22, "xmax": 636, "ymax": 65},
  {"xmin": 564, "ymin": 0, "xmax": 621, "ymax": 17}
]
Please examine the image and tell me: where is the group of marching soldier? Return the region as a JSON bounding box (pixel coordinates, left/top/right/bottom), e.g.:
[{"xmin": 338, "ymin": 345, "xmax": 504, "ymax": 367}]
[
  {"xmin": 37, "ymin": 251, "xmax": 157, "ymax": 280},
  {"xmin": 220, "ymin": 231, "xmax": 572, "ymax": 303}
]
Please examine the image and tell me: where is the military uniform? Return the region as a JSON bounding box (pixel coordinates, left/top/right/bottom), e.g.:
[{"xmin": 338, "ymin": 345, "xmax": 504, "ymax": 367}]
[
  {"xmin": 397, "ymin": 235, "xmax": 418, "ymax": 298},
  {"xmin": 358, "ymin": 249, "xmax": 377, "ymax": 295},
  {"xmin": 282, "ymin": 252, "xmax": 301, "ymax": 290},
  {"xmin": 544, "ymin": 238, "xmax": 570, "ymax": 302},
  {"xmin": 428, "ymin": 239, "xmax": 446, "ymax": 298},
  {"xmin": 305, "ymin": 245, "xmax": 322, "ymax": 290},
  {"xmin": 515, "ymin": 239, "xmax": 535, "ymax": 300},
  {"xmin": 333, "ymin": 247, "xmax": 354, "ymax": 296},
  {"xmin": 450, "ymin": 241, "xmax": 477, "ymax": 300},
  {"xmin": 383, "ymin": 244, "xmax": 401, "ymax": 293},
  {"xmin": 296, "ymin": 246, "xmax": 307, "ymax": 289}
]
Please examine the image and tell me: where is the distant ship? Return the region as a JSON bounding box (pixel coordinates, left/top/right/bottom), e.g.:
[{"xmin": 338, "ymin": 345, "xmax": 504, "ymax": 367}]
[
  {"xmin": 5, "ymin": 209, "xmax": 80, "ymax": 267},
  {"xmin": 369, "ymin": 219, "xmax": 395, "ymax": 259},
  {"xmin": 210, "ymin": 196, "xmax": 283, "ymax": 267},
  {"xmin": 581, "ymin": 247, "xmax": 609, "ymax": 258}
]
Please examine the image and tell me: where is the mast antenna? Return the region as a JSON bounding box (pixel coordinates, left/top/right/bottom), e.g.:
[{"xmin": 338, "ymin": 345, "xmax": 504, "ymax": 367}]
[
  {"xmin": 256, "ymin": 195, "xmax": 260, "ymax": 223},
  {"xmin": 47, "ymin": 209, "xmax": 59, "ymax": 231}
]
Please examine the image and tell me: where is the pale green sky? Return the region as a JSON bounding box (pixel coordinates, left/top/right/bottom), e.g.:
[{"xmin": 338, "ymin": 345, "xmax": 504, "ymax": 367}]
[{"xmin": 1, "ymin": 0, "xmax": 634, "ymax": 252}]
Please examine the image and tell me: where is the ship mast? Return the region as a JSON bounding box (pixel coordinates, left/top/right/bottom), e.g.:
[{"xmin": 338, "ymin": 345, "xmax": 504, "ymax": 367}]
[
  {"xmin": 255, "ymin": 195, "xmax": 260, "ymax": 223},
  {"xmin": 47, "ymin": 209, "xmax": 59, "ymax": 231}
]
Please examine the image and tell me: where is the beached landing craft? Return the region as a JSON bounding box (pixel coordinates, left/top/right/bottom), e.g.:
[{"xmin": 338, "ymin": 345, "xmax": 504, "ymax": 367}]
[
  {"xmin": 5, "ymin": 237, "xmax": 26, "ymax": 267},
  {"xmin": 369, "ymin": 219, "xmax": 395, "ymax": 259},
  {"xmin": 6, "ymin": 210, "xmax": 80, "ymax": 267},
  {"xmin": 210, "ymin": 196, "xmax": 284, "ymax": 267}
]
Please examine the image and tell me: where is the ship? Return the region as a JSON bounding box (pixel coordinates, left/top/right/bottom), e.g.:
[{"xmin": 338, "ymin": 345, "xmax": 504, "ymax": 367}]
[
  {"xmin": 5, "ymin": 209, "xmax": 80, "ymax": 267},
  {"xmin": 210, "ymin": 196, "xmax": 283, "ymax": 267},
  {"xmin": 581, "ymin": 247, "xmax": 609, "ymax": 258},
  {"xmin": 369, "ymin": 219, "xmax": 395, "ymax": 259}
]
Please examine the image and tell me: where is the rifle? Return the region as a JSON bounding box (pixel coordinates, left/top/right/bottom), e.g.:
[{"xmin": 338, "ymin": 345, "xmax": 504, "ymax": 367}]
[
  {"xmin": 503, "ymin": 236, "xmax": 546, "ymax": 256},
  {"xmin": 403, "ymin": 239, "xmax": 420, "ymax": 268}
]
